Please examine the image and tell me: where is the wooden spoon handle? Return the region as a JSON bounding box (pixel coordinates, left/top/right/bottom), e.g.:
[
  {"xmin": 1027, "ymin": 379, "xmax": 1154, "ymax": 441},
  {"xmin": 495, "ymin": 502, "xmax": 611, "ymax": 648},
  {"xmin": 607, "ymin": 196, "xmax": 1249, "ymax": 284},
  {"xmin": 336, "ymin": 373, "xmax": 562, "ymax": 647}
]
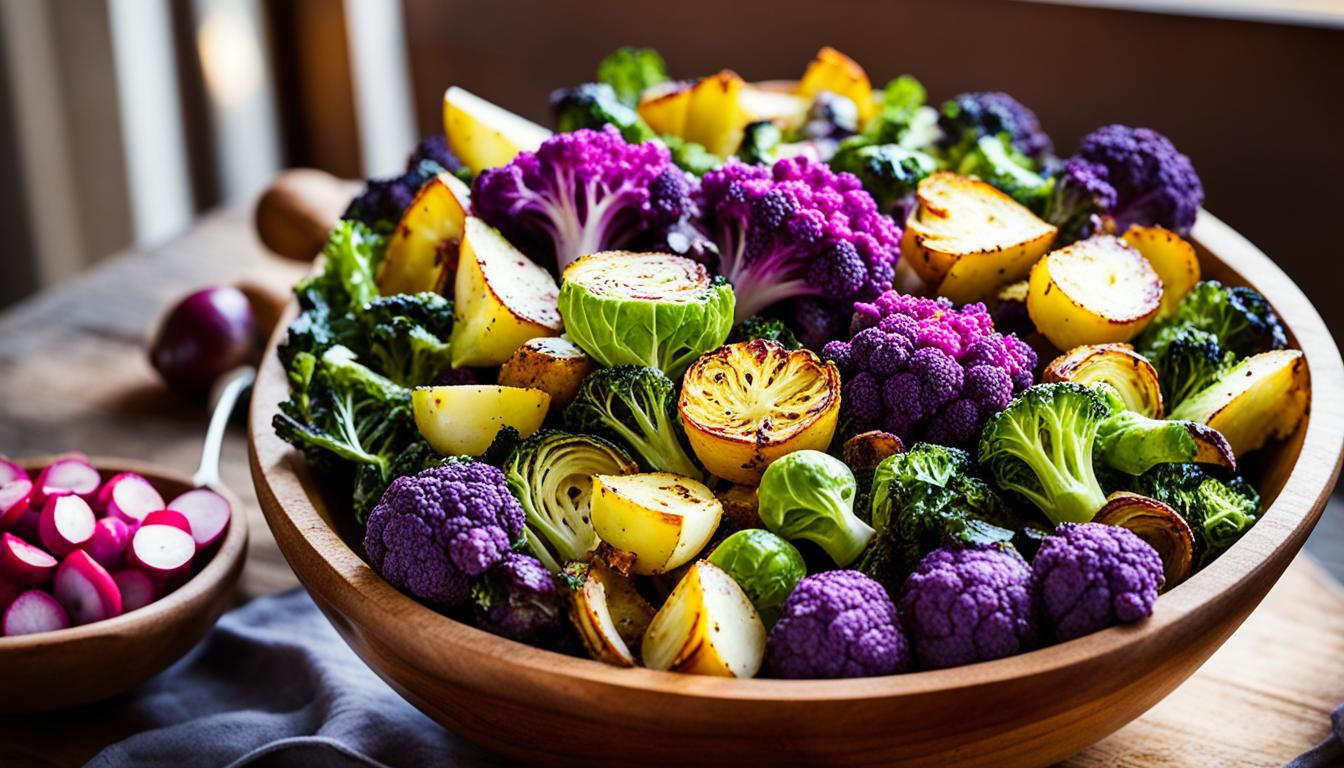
[{"xmin": 254, "ymin": 168, "xmax": 361, "ymax": 262}]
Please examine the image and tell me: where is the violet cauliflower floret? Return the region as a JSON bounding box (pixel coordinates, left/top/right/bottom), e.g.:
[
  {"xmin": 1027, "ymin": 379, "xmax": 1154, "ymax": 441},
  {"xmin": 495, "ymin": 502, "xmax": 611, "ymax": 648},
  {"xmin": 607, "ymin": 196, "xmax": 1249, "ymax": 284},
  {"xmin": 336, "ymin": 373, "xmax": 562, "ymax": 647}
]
[
  {"xmin": 899, "ymin": 544, "xmax": 1036, "ymax": 669},
  {"xmin": 1049, "ymin": 125, "xmax": 1203, "ymax": 242},
  {"xmin": 698, "ymin": 156, "xmax": 902, "ymax": 323},
  {"xmin": 824, "ymin": 291, "xmax": 1035, "ymax": 448},
  {"xmin": 472, "ymin": 552, "xmax": 566, "ymax": 642},
  {"xmin": 363, "ymin": 461, "xmax": 525, "ymax": 608},
  {"xmin": 766, "ymin": 570, "xmax": 909, "ymax": 679},
  {"xmin": 937, "ymin": 92, "xmax": 1053, "ymax": 166},
  {"xmin": 471, "ymin": 125, "xmax": 691, "ymax": 275},
  {"xmin": 1033, "ymin": 522, "xmax": 1165, "ymax": 641}
]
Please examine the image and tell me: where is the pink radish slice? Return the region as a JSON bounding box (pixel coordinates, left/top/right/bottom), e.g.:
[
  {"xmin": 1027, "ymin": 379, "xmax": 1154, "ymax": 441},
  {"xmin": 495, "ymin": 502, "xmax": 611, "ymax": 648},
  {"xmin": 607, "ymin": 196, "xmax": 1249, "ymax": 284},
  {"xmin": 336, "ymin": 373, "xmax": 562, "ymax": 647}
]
[
  {"xmin": 98, "ymin": 473, "xmax": 164, "ymax": 525},
  {"xmin": 141, "ymin": 509, "xmax": 192, "ymax": 535},
  {"xmin": 3, "ymin": 590, "xmax": 70, "ymax": 636},
  {"xmin": 0, "ymin": 479, "xmax": 33, "ymax": 528},
  {"xmin": 34, "ymin": 458, "xmax": 100, "ymax": 505},
  {"xmin": 167, "ymin": 488, "xmax": 231, "ymax": 548},
  {"xmin": 11, "ymin": 505, "xmax": 41, "ymax": 542},
  {"xmin": 39, "ymin": 494, "xmax": 96, "ymax": 557},
  {"xmin": 112, "ymin": 569, "xmax": 157, "ymax": 612},
  {"xmin": 0, "ymin": 576, "xmax": 19, "ymax": 613},
  {"xmin": 0, "ymin": 458, "xmax": 26, "ymax": 486},
  {"xmin": 128, "ymin": 524, "xmax": 195, "ymax": 579},
  {"xmin": 86, "ymin": 517, "xmax": 131, "ymax": 570},
  {"xmin": 54, "ymin": 550, "xmax": 122, "ymax": 625},
  {"xmin": 2, "ymin": 533, "xmax": 57, "ymax": 584}
]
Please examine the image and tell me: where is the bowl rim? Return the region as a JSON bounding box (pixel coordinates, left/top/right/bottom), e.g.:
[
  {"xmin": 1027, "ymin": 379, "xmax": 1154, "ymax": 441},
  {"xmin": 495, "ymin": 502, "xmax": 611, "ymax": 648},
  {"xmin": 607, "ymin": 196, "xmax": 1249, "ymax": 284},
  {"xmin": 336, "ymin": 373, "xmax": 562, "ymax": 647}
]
[
  {"xmin": 0, "ymin": 456, "xmax": 249, "ymax": 648},
  {"xmin": 248, "ymin": 209, "xmax": 1344, "ymax": 702}
]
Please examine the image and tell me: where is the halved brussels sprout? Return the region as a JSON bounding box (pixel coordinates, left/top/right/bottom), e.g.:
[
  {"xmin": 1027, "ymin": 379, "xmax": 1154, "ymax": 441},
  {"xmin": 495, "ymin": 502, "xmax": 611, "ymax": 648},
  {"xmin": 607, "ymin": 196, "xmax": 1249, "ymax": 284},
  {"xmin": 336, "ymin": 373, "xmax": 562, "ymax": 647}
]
[
  {"xmin": 1095, "ymin": 491, "xmax": 1194, "ymax": 588},
  {"xmin": 678, "ymin": 340, "xmax": 841, "ymax": 484},
  {"xmin": 706, "ymin": 529, "xmax": 806, "ymax": 626}
]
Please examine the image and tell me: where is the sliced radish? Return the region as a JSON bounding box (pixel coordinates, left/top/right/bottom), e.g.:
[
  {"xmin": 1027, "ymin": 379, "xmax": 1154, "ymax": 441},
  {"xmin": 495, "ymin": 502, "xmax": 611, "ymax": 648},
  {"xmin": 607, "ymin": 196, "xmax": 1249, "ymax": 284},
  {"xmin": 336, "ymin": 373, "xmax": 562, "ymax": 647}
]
[
  {"xmin": 34, "ymin": 458, "xmax": 100, "ymax": 505},
  {"xmin": 167, "ymin": 488, "xmax": 232, "ymax": 548},
  {"xmin": 0, "ymin": 576, "xmax": 19, "ymax": 613},
  {"xmin": 3, "ymin": 590, "xmax": 70, "ymax": 636},
  {"xmin": 54, "ymin": 550, "xmax": 122, "ymax": 625},
  {"xmin": 39, "ymin": 494, "xmax": 96, "ymax": 557},
  {"xmin": 128, "ymin": 524, "xmax": 195, "ymax": 580},
  {"xmin": 141, "ymin": 509, "xmax": 192, "ymax": 535},
  {"xmin": 0, "ymin": 479, "xmax": 33, "ymax": 528},
  {"xmin": 112, "ymin": 569, "xmax": 157, "ymax": 613},
  {"xmin": 11, "ymin": 505, "xmax": 41, "ymax": 542},
  {"xmin": 0, "ymin": 458, "xmax": 26, "ymax": 486},
  {"xmin": 2, "ymin": 533, "xmax": 57, "ymax": 584},
  {"xmin": 98, "ymin": 473, "xmax": 164, "ymax": 525},
  {"xmin": 86, "ymin": 517, "xmax": 131, "ymax": 570}
]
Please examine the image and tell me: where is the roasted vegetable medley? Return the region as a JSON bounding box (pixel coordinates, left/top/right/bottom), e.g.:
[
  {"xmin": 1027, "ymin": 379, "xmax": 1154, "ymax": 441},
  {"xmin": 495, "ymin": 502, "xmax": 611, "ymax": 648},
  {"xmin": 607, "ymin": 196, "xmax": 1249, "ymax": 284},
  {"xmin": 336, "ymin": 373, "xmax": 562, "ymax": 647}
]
[{"xmin": 272, "ymin": 47, "xmax": 1311, "ymax": 679}]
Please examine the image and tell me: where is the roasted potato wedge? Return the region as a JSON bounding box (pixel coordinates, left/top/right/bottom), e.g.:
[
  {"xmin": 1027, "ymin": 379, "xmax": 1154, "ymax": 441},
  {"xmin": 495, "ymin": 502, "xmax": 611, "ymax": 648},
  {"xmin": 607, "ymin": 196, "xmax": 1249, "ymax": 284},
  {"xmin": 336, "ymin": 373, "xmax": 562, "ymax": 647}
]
[
  {"xmin": 796, "ymin": 47, "xmax": 875, "ymax": 124},
  {"xmin": 639, "ymin": 71, "xmax": 751, "ymax": 158},
  {"xmin": 715, "ymin": 484, "xmax": 762, "ymax": 532},
  {"xmin": 443, "ymin": 86, "xmax": 550, "ymax": 174},
  {"xmin": 497, "ymin": 337, "xmax": 594, "ymax": 408},
  {"xmin": 902, "ymin": 172, "xmax": 1057, "ymax": 302},
  {"xmin": 1095, "ymin": 492, "xmax": 1194, "ymax": 589},
  {"xmin": 450, "ymin": 217, "xmax": 563, "ymax": 367},
  {"xmin": 570, "ymin": 560, "xmax": 655, "ymax": 667},
  {"xmin": 1123, "ymin": 225, "xmax": 1200, "ymax": 318},
  {"xmin": 1043, "ymin": 343, "xmax": 1165, "ymax": 418},
  {"xmin": 590, "ymin": 473, "xmax": 722, "ymax": 576},
  {"xmin": 1168, "ymin": 349, "xmax": 1309, "ymax": 456},
  {"xmin": 377, "ymin": 172, "xmax": 471, "ymax": 296},
  {"xmin": 641, "ymin": 560, "xmax": 766, "ymax": 678},
  {"xmin": 1027, "ymin": 235, "xmax": 1162, "ymax": 350},
  {"xmin": 412, "ymin": 385, "xmax": 550, "ymax": 456}
]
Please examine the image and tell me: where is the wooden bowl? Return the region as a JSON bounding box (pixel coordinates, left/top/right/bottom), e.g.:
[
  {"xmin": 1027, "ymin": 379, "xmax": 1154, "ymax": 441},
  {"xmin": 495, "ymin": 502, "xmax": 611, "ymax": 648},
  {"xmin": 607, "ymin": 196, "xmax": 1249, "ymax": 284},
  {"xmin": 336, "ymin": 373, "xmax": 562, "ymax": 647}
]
[
  {"xmin": 248, "ymin": 212, "xmax": 1344, "ymax": 767},
  {"xmin": 0, "ymin": 458, "xmax": 248, "ymax": 712}
]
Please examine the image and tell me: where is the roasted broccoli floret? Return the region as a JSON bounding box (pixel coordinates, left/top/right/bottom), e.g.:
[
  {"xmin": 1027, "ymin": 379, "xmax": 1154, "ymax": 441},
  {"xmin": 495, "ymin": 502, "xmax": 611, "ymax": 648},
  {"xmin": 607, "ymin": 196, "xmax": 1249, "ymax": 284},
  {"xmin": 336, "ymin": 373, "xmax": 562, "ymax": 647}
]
[
  {"xmin": 359, "ymin": 292, "xmax": 454, "ymax": 387},
  {"xmin": 1136, "ymin": 280, "xmax": 1288, "ymax": 408},
  {"xmin": 549, "ymin": 82, "xmax": 656, "ymax": 145},
  {"xmin": 978, "ymin": 383, "xmax": 1113, "ymax": 525},
  {"xmin": 596, "ymin": 46, "xmax": 669, "ymax": 107},
  {"xmin": 727, "ymin": 315, "xmax": 802, "ymax": 350},
  {"xmin": 273, "ymin": 345, "xmax": 424, "ymax": 521},
  {"xmin": 829, "ymin": 137, "xmax": 936, "ymax": 212},
  {"xmin": 863, "ymin": 75, "xmax": 930, "ymax": 147},
  {"xmin": 955, "ymin": 134, "xmax": 1054, "ymax": 213},
  {"xmin": 1131, "ymin": 463, "xmax": 1259, "ymax": 566},
  {"xmin": 737, "ymin": 120, "xmax": 783, "ymax": 165},
  {"xmin": 564, "ymin": 365, "xmax": 703, "ymax": 480},
  {"xmin": 858, "ymin": 443, "xmax": 1017, "ymax": 589},
  {"xmin": 937, "ymin": 91, "xmax": 1052, "ymax": 168}
]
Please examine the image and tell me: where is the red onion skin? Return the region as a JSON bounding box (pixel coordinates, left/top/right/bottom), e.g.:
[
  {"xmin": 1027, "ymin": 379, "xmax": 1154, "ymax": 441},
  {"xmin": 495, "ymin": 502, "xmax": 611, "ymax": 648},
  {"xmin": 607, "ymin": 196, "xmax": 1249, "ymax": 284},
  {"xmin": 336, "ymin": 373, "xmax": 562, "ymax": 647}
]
[{"xmin": 150, "ymin": 286, "xmax": 257, "ymax": 397}]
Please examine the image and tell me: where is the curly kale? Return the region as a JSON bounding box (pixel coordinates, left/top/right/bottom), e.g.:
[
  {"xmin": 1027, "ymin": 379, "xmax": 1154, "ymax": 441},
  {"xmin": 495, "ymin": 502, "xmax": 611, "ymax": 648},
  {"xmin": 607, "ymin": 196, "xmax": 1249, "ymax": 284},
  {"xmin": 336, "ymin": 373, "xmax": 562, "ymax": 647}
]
[{"xmin": 360, "ymin": 292, "xmax": 454, "ymax": 387}]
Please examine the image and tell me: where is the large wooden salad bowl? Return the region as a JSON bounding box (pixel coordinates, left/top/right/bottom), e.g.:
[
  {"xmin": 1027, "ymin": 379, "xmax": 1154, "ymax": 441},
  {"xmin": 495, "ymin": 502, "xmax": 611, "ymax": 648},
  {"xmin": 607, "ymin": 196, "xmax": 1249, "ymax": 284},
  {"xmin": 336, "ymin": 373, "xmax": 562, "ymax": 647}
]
[{"xmin": 249, "ymin": 211, "xmax": 1343, "ymax": 767}]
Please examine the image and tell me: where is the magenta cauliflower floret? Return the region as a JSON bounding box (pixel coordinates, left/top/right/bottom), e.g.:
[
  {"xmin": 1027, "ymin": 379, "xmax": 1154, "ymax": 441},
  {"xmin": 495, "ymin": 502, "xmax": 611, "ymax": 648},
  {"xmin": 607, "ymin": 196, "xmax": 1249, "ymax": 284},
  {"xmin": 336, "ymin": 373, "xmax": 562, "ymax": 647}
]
[
  {"xmin": 471, "ymin": 125, "xmax": 691, "ymax": 274},
  {"xmin": 899, "ymin": 545, "xmax": 1036, "ymax": 669},
  {"xmin": 1033, "ymin": 522, "xmax": 1164, "ymax": 641},
  {"xmin": 364, "ymin": 461, "xmax": 525, "ymax": 608},
  {"xmin": 824, "ymin": 291, "xmax": 1036, "ymax": 448},
  {"xmin": 472, "ymin": 552, "xmax": 565, "ymax": 643},
  {"xmin": 698, "ymin": 156, "xmax": 902, "ymax": 324},
  {"xmin": 766, "ymin": 570, "xmax": 910, "ymax": 679}
]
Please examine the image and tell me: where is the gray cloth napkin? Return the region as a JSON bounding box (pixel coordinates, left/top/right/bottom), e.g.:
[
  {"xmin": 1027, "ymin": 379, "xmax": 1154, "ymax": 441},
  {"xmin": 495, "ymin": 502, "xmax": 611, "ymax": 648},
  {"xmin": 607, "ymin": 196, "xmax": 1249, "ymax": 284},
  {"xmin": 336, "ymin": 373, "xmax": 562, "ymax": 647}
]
[
  {"xmin": 1286, "ymin": 703, "xmax": 1344, "ymax": 768},
  {"xmin": 86, "ymin": 589, "xmax": 509, "ymax": 768}
]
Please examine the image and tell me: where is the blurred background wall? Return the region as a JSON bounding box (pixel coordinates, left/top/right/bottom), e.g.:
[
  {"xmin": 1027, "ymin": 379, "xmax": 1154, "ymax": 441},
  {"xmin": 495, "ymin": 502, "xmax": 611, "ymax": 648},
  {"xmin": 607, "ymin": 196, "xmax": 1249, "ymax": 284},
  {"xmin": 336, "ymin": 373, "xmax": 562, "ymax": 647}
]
[{"xmin": 0, "ymin": 0, "xmax": 1340, "ymax": 331}]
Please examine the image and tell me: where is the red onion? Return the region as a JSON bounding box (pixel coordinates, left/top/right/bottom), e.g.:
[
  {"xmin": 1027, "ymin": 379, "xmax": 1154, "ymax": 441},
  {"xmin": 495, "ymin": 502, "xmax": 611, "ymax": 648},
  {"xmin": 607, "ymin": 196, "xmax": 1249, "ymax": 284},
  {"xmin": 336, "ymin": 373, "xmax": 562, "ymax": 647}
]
[{"xmin": 149, "ymin": 286, "xmax": 257, "ymax": 396}]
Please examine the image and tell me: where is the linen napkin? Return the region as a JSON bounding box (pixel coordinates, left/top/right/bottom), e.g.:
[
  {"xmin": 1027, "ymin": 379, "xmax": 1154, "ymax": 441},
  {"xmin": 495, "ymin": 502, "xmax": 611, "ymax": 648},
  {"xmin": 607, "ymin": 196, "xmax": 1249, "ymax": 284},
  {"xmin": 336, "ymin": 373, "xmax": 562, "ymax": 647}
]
[
  {"xmin": 86, "ymin": 588, "xmax": 509, "ymax": 768},
  {"xmin": 1286, "ymin": 703, "xmax": 1344, "ymax": 768}
]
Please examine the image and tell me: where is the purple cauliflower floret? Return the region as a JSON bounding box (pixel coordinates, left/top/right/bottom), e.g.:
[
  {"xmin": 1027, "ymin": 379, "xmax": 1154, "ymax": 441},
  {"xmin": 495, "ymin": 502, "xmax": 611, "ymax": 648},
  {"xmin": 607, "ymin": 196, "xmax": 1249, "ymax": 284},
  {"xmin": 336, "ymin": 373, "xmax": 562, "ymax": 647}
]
[
  {"xmin": 938, "ymin": 92, "xmax": 1053, "ymax": 163},
  {"xmin": 826, "ymin": 291, "xmax": 1036, "ymax": 448},
  {"xmin": 698, "ymin": 156, "xmax": 902, "ymax": 323},
  {"xmin": 364, "ymin": 461, "xmax": 525, "ymax": 608},
  {"xmin": 766, "ymin": 570, "xmax": 910, "ymax": 679},
  {"xmin": 1049, "ymin": 125, "xmax": 1203, "ymax": 243},
  {"xmin": 343, "ymin": 135, "xmax": 462, "ymax": 226},
  {"xmin": 899, "ymin": 545, "xmax": 1036, "ymax": 669},
  {"xmin": 1033, "ymin": 522, "xmax": 1165, "ymax": 641},
  {"xmin": 472, "ymin": 552, "xmax": 566, "ymax": 642},
  {"xmin": 472, "ymin": 125, "xmax": 691, "ymax": 275}
]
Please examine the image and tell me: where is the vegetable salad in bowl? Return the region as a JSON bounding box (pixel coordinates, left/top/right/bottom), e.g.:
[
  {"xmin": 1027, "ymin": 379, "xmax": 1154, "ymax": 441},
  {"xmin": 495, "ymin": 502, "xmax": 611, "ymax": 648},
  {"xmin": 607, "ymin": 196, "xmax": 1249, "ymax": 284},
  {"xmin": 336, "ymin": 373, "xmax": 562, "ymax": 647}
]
[{"xmin": 270, "ymin": 46, "xmax": 1310, "ymax": 681}]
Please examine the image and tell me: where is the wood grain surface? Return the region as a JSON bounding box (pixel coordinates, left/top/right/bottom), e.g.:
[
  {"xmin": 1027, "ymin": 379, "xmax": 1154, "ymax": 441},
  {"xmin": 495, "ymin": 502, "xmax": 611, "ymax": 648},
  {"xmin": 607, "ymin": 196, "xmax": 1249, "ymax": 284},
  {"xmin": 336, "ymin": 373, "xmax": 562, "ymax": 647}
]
[{"xmin": 0, "ymin": 207, "xmax": 1340, "ymax": 765}]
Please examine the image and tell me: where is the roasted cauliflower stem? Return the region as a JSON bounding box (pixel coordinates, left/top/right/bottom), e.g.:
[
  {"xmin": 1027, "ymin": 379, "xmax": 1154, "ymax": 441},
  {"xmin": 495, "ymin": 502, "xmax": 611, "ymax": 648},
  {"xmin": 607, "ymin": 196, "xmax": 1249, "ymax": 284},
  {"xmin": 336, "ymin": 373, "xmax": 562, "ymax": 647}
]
[{"xmin": 678, "ymin": 340, "xmax": 841, "ymax": 484}]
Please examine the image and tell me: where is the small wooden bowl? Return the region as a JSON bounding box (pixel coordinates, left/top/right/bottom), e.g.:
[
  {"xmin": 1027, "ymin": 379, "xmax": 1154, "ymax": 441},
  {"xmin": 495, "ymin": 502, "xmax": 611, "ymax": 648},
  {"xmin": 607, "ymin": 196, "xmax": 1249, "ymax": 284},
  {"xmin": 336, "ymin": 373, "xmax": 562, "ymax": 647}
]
[
  {"xmin": 249, "ymin": 212, "xmax": 1344, "ymax": 767},
  {"xmin": 0, "ymin": 458, "xmax": 248, "ymax": 712}
]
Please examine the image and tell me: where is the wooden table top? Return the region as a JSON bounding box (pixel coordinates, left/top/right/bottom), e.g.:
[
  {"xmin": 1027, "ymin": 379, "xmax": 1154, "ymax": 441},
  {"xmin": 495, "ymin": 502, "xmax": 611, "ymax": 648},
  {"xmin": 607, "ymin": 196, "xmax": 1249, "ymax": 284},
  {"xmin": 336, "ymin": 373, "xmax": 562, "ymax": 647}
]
[{"xmin": 0, "ymin": 208, "xmax": 1339, "ymax": 766}]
